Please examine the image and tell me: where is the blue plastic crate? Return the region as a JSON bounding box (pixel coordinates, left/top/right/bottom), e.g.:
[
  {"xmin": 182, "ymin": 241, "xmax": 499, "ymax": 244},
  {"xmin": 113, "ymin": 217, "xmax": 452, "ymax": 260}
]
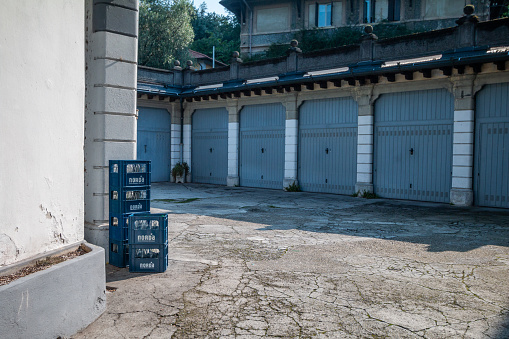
[
  {"xmin": 109, "ymin": 212, "xmax": 145, "ymax": 242},
  {"xmin": 109, "ymin": 186, "xmax": 150, "ymax": 214},
  {"xmin": 129, "ymin": 243, "xmax": 168, "ymax": 273},
  {"xmin": 109, "ymin": 160, "xmax": 151, "ymax": 188},
  {"xmin": 109, "ymin": 239, "xmax": 129, "ymax": 268},
  {"xmin": 128, "ymin": 213, "xmax": 168, "ymax": 245}
]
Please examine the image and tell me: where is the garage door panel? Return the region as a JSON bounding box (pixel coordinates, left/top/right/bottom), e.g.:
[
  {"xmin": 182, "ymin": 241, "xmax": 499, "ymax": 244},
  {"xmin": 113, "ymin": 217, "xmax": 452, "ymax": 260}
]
[
  {"xmin": 374, "ymin": 89, "xmax": 453, "ymax": 203},
  {"xmin": 298, "ymin": 97, "xmax": 357, "ymax": 195},
  {"xmin": 192, "ymin": 108, "xmax": 228, "ymax": 185},
  {"xmin": 240, "ymin": 104, "xmax": 285, "ymax": 189},
  {"xmin": 415, "ymin": 124, "xmax": 452, "ymax": 201},
  {"xmin": 475, "ymin": 83, "xmax": 509, "ymax": 208},
  {"xmin": 479, "ymin": 123, "xmax": 508, "ymax": 206},
  {"xmin": 480, "ymin": 123, "xmax": 507, "ymax": 205},
  {"xmin": 137, "ymin": 107, "xmax": 171, "ymax": 182},
  {"xmin": 192, "ymin": 132, "xmax": 228, "ymax": 184},
  {"xmin": 375, "ymin": 126, "xmax": 410, "ymax": 199}
]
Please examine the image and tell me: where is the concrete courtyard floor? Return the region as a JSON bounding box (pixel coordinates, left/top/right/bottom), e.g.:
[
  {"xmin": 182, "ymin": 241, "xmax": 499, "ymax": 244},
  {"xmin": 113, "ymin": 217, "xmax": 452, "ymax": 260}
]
[{"xmin": 74, "ymin": 183, "xmax": 509, "ymax": 338}]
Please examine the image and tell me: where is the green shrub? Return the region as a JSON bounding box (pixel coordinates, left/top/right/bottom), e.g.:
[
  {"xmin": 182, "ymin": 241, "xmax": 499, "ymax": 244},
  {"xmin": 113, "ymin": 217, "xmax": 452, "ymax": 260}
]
[
  {"xmin": 361, "ymin": 190, "xmax": 378, "ymax": 199},
  {"xmin": 285, "ymin": 181, "xmax": 301, "ymax": 192},
  {"xmin": 171, "ymin": 162, "xmax": 189, "ymax": 177}
]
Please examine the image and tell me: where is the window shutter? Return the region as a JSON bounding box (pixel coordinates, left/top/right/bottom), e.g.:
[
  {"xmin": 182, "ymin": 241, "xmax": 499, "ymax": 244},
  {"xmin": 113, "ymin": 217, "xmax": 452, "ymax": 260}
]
[
  {"xmin": 330, "ymin": 2, "xmax": 333, "ymax": 26},
  {"xmin": 332, "ymin": 1, "xmax": 342, "ymax": 26},
  {"xmin": 315, "ymin": 3, "xmax": 319, "ymax": 27},
  {"xmin": 394, "ymin": 0, "xmax": 401, "ymax": 21},
  {"xmin": 308, "ymin": 3, "xmax": 316, "ymax": 28}
]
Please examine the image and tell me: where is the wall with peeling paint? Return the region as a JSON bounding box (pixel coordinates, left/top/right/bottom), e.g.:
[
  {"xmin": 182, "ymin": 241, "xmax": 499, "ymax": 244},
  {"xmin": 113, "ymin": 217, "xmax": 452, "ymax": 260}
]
[{"xmin": 0, "ymin": 1, "xmax": 85, "ymax": 266}]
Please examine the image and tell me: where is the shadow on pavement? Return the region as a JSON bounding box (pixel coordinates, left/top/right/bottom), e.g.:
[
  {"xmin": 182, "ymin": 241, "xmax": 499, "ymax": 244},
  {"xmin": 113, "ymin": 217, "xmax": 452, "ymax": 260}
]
[
  {"xmin": 151, "ymin": 183, "xmax": 509, "ymax": 253},
  {"xmin": 255, "ymin": 200, "xmax": 509, "ymax": 253},
  {"xmin": 495, "ymin": 313, "xmax": 509, "ymax": 338}
]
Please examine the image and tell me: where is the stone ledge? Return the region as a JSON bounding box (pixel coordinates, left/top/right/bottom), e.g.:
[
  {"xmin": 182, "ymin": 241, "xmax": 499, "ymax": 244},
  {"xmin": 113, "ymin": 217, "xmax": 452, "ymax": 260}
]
[{"xmin": 0, "ymin": 242, "xmax": 106, "ymax": 339}]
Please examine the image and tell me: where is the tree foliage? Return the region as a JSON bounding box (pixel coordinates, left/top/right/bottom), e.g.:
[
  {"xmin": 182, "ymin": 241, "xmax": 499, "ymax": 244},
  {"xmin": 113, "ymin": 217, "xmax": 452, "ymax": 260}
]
[
  {"xmin": 189, "ymin": 3, "xmax": 240, "ymax": 65},
  {"xmin": 138, "ymin": 0, "xmax": 424, "ymax": 68},
  {"xmin": 138, "ymin": 0, "xmax": 195, "ymax": 69}
]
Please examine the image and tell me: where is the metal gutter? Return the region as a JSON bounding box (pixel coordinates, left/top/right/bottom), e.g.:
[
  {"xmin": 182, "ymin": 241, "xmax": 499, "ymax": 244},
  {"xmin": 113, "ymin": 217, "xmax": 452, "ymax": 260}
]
[{"xmin": 179, "ymin": 98, "xmax": 184, "ymax": 162}]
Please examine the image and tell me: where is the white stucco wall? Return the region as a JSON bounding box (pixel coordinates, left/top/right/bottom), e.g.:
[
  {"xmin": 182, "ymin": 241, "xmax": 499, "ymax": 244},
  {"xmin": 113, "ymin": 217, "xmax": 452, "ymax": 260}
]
[
  {"xmin": 0, "ymin": 1, "xmax": 85, "ymax": 266},
  {"xmin": 256, "ymin": 5, "xmax": 290, "ymax": 33}
]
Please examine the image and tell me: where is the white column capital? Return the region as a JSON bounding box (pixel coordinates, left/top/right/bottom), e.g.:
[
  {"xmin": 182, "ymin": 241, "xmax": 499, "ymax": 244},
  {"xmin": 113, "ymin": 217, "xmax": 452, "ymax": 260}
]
[
  {"xmin": 226, "ymin": 103, "xmax": 241, "ymax": 123},
  {"xmin": 283, "ymin": 94, "xmax": 299, "ymax": 119},
  {"xmin": 352, "ymin": 85, "xmax": 376, "ymax": 107},
  {"xmin": 450, "ymin": 74, "xmax": 478, "ymax": 110}
]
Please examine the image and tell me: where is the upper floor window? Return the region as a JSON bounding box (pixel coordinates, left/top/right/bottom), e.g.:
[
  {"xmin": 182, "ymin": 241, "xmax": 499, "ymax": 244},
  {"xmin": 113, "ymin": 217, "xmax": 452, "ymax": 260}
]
[
  {"xmin": 317, "ymin": 3, "xmax": 332, "ymax": 27},
  {"xmin": 363, "ymin": 0, "xmax": 400, "ymax": 23},
  {"xmin": 308, "ymin": 1, "xmax": 342, "ymax": 28}
]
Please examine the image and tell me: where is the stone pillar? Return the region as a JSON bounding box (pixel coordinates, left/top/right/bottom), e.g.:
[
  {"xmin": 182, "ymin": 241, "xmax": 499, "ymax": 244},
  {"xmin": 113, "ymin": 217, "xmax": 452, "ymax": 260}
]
[
  {"xmin": 173, "ymin": 61, "xmax": 183, "ymax": 85},
  {"xmin": 283, "ymin": 96, "xmax": 299, "ymax": 189},
  {"xmin": 450, "ymin": 75, "xmax": 475, "ymax": 206},
  {"xmin": 227, "ymin": 101, "xmax": 241, "ymax": 186},
  {"xmin": 230, "ymin": 52, "xmax": 242, "ymax": 80},
  {"xmin": 354, "ymin": 88, "xmax": 375, "ymax": 194},
  {"xmin": 359, "ymin": 26, "xmax": 378, "ymax": 62},
  {"xmin": 183, "ymin": 60, "xmax": 194, "ymax": 86},
  {"xmin": 170, "ymin": 104, "xmax": 181, "ymax": 183},
  {"xmin": 84, "ymin": 0, "xmax": 138, "ymax": 259},
  {"xmin": 455, "ymin": 5, "xmax": 479, "ymax": 48},
  {"xmin": 183, "ymin": 106, "xmax": 193, "ymax": 182},
  {"xmin": 286, "ymin": 40, "xmax": 302, "ymax": 73}
]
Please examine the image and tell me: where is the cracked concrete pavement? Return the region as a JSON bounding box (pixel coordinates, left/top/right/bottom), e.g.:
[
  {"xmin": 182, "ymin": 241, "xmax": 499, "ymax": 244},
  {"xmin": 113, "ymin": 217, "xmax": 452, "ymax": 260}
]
[{"xmin": 74, "ymin": 183, "xmax": 509, "ymax": 338}]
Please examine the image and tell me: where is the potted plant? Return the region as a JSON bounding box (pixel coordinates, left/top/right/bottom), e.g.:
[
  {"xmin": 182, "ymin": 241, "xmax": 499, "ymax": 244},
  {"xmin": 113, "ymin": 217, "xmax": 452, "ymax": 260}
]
[{"xmin": 171, "ymin": 162, "xmax": 189, "ymax": 183}]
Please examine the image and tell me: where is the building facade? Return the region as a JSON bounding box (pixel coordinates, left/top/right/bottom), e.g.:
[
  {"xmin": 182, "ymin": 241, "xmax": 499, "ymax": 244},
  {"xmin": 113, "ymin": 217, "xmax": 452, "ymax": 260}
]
[
  {"xmin": 219, "ymin": 0, "xmax": 497, "ymax": 55},
  {"xmin": 137, "ymin": 8, "xmax": 509, "ymax": 208}
]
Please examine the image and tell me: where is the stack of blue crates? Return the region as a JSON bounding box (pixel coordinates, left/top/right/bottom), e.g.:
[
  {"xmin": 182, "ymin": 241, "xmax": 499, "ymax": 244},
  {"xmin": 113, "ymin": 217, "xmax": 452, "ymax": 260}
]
[
  {"xmin": 109, "ymin": 160, "xmax": 151, "ymax": 267},
  {"xmin": 128, "ymin": 213, "xmax": 168, "ymax": 273}
]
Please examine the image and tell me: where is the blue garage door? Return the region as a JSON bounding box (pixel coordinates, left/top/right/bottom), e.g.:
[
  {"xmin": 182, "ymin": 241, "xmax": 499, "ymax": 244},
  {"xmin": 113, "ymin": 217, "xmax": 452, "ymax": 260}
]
[
  {"xmin": 192, "ymin": 108, "xmax": 228, "ymax": 185},
  {"xmin": 137, "ymin": 107, "xmax": 171, "ymax": 182},
  {"xmin": 299, "ymin": 97, "xmax": 358, "ymax": 194},
  {"xmin": 374, "ymin": 89, "xmax": 453, "ymax": 202},
  {"xmin": 240, "ymin": 103, "xmax": 285, "ymax": 189},
  {"xmin": 474, "ymin": 83, "xmax": 509, "ymax": 208}
]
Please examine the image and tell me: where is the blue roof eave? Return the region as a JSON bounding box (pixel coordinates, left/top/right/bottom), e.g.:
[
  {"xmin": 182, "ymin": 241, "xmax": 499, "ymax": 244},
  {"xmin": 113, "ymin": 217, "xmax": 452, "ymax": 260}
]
[{"xmin": 137, "ymin": 48, "xmax": 509, "ymax": 98}]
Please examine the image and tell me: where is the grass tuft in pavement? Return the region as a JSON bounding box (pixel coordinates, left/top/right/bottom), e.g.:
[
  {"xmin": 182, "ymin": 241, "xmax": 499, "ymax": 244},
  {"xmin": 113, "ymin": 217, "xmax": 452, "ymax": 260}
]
[{"xmin": 153, "ymin": 198, "xmax": 201, "ymax": 204}]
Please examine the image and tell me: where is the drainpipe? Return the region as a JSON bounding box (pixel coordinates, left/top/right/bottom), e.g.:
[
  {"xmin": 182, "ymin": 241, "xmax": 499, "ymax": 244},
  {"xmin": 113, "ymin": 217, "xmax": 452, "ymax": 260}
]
[
  {"xmin": 179, "ymin": 97, "xmax": 184, "ymax": 163},
  {"xmin": 241, "ymin": 0, "xmax": 252, "ymax": 56}
]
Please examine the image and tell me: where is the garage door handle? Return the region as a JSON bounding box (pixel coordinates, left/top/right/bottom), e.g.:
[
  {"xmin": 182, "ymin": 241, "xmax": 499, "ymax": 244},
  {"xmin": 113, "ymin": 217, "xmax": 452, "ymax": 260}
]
[
  {"xmin": 325, "ymin": 148, "xmax": 329, "ymax": 154},
  {"xmin": 261, "ymin": 148, "xmax": 265, "ymax": 153},
  {"xmin": 144, "ymin": 145, "xmax": 147, "ymax": 153},
  {"xmin": 209, "ymin": 148, "xmax": 213, "ymax": 153},
  {"xmin": 409, "ymin": 148, "xmax": 414, "ymax": 155}
]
